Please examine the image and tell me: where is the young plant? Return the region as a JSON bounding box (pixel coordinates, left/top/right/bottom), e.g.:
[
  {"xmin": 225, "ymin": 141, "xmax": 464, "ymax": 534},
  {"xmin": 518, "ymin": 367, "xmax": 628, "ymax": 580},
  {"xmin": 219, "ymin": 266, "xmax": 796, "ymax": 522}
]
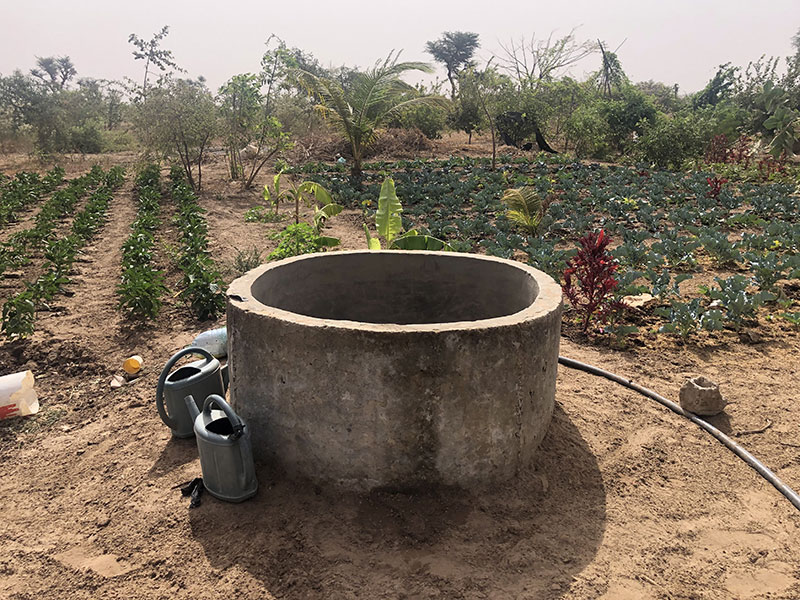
[
  {"xmin": 244, "ymin": 205, "xmax": 284, "ymax": 223},
  {"xmin": 502, "ymin": 186, "xmax": 543, "ymax": 235},
  {"xmin": 263, "ymin": 169, "xmax": 342, "ymax": 231},
  {"xmin": 701, "ymin": 275, "xmax": 774, "ymax": 325},
  {"xmin": 562, "ymin": 230, "xmax": 627, "ymax": 333},
  {"xmin": 364, "ymin": 177, "xmax": 452, "ymax": 250},
  {"xmin": 657, "ymin": 299, "xmax": 723, "ymax": 340},
  {"xmin": 268, "ymin": 223, "xmax": 340, "ymax": 261}
]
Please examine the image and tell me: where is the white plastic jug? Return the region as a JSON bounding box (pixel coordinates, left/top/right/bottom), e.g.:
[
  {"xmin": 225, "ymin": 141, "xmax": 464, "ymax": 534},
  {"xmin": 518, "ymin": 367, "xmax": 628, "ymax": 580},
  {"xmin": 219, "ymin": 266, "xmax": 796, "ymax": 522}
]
[
  {"xmin": 190, "ymin": 327, "xmax": 227, "ymax": 358},
  {"xmin": 0, "ymin": 370, "xmax": 39, "ymax": 419}
]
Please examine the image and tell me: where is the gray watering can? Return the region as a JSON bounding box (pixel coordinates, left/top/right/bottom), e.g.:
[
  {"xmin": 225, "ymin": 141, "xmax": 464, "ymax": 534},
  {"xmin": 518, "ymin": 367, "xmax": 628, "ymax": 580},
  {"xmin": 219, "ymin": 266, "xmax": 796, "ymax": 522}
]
[
  {"xmin": 156, "ymin": 347, "xmax": 228, "ymax": 438},
  {"xmin": 184, "ymin": 393, "xmax": 258, "ymax": 503}
]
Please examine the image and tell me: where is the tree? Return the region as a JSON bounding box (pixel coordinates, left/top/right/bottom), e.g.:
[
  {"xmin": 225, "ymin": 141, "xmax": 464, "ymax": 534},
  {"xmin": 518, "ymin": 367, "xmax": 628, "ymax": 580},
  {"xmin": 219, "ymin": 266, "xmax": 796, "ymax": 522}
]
[
  {"xmin": 134, "ymin": 78, "xmax": 216, "ymax": 191},
  {"xmin": 217, "ymin": 74, "xmax": 292, "ymax": 188},
  {"xmin": 294, "ymin": 51, "xmax": 448, "ymax": 177},
  {"xmin": 128, "ymin": 26, "xmax": 181, "ymax": 97},
  {"xmin": 425, "ymin": 31, "xmax": 480, "ymax": 99},
  {"xmin": 693, "ymin": 63, "xmax": 738, "ymax": 108},
  {"xmin": 450, "ymin": 70, "xmax": 484, "ymax": 143},
  {"xmin": 492, "ymin": 31, "xmax": 596, "ymax": 153},
  {"xmin": 30, "ymin": 56, "xmax": 76, "ymax": 91},
  {"xmin": 496, "ymin": 30, "xmax": 596, "ymax": 84},
  {"xmin": 596, "ymin": 41, "xmax": 628, "ymax": 98}
]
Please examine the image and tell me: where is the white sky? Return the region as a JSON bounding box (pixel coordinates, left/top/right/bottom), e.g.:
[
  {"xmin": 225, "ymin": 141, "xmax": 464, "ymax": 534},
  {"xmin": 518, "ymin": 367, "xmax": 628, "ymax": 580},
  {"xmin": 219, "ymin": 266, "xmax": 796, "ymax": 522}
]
[{"xmin": 1, "ymin": 0, "xmax": 798, "ymax": 94}]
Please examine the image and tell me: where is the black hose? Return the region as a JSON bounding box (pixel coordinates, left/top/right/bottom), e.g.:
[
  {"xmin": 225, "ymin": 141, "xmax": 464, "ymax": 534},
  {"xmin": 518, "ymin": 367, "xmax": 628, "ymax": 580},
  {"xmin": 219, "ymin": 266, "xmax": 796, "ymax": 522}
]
[{"xmin": 557, "ymin": 355, "xmax": 800, "ymax": 513}]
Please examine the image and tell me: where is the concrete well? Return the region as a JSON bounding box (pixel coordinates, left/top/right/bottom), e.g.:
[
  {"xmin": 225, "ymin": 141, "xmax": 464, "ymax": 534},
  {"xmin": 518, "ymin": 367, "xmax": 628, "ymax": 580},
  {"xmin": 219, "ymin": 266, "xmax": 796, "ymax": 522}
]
[{"xmin": 226, "ymin": 250, "xmax": 562, "ymax": 490}]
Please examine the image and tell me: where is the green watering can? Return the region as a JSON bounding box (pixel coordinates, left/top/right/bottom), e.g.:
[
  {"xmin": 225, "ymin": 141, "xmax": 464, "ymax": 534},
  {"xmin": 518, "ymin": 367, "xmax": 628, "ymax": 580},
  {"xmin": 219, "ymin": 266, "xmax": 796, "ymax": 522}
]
[
  {"xmin": 184, "ymin": 393, "xmax": 258, "ymax": 503},
  {"xmin": 156, "ymin": 347, "xmax": 228, "ymax": 438}
]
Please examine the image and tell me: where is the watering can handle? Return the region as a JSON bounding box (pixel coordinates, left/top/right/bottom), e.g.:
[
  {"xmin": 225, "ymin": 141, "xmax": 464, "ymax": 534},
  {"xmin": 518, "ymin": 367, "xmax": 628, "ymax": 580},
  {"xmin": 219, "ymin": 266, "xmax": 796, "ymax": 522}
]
[
  {"xmin": 155, "ymin": 347, "xmax": 215, "ymax": 430},
  {"xmin": 203, "ymin": 394, "xmax": 245, "ymax": 440}
]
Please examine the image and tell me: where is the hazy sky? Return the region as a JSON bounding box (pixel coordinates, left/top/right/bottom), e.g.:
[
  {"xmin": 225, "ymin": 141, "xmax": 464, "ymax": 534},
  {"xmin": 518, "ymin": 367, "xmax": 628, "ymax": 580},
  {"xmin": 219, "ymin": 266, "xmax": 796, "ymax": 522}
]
[{"xmin": 1, "ymin": 0, "xmax": 798, "ymax": 94}]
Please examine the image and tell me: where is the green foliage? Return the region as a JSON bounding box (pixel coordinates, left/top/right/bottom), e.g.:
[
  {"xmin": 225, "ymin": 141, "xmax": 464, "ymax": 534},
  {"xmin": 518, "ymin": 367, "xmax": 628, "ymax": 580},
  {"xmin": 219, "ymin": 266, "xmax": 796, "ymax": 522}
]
[
  {"xmin": 128, "ymin": 26, "xmax": 182, "ymax": 94},
  {"xmin": 117, "ymin": 165, "xmax": 166, "ymax": 320},
  {"xmin": 502, "ymin": 186, "xmax": 543, "ymax": 235},
  {"xmin": 244, "ymin": 205, "xmax": 284, "ymax": 223},
  {"xmin": 449, "ymin": 70, "xmax": 484, "ymax": 141},
  {"xmin": 0, "ymin": 65, "xmax": 125, "ymax": 153},
  {"xmin": 759, "ymin": 82, "xmax": 800, "ymax": 158},
  {"xmin": 701, "ymin": 275, "xmax": 774, "ymax": 324},
  {"xmin": 268, "ymin": 223, "xmax": 339, "ymax": 260},
  {"xmin": 364, "ymin": 177, "xmax": 452, "ymax": 251},
  {"xmin": 1, "ymin": 292, "xmax": 36, "ymax": 338},
  {"xmin": 634, "ymin": 112, "xmax": 715, "ymax": 169},
  {"xmin": 170, "ymin": 168, "xmax": 227, "ymax": 320},
  {"xmin": 565, "ymin": 100, "xmax": 611, "ymax": 158},
  {"xmin": 388, "ymin": 97, "xmax": 448, "ymax": 139},
  {"xmin": 294, "ymin": 52, "xmax": 448, "ymax": 177},
  {"xmin": 132, "ymin": 78, "xmax": 216, "ymax": 191},
  {"xmin": 599, "ymin": 86, "xmax": 657, "ymax": 151},
  {"xmin": 218, "ymin": 73, "xmax": 292, "ymax": 187},
  {"xmin": 0, "ymin": 166, "xmax": 64, "ymax": 227},
  {"xmin": 375, "ymin": 177, "xmax": 404, "ymax": 245},
  {"xmin": 693, "ymin": 64, "xmax": 739, "ymax": 108},
  {"xmin": 657, "ymin": 299, "xmax": 724, "ymax": 339},
  {"xmin": 425, "ymin": 31, "xmax": 480, "ymax": 99},
  {"xmin": 3, "ymin": 166, "xmax": 124, "ymax": 337}
]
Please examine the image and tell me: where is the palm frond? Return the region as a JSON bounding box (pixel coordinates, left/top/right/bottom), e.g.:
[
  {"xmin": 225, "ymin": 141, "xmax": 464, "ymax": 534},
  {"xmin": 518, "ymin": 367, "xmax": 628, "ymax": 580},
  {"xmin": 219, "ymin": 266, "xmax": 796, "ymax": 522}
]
[{"xmin": 502, "ymin": 187, "xmax": 543, "ymax": 235}]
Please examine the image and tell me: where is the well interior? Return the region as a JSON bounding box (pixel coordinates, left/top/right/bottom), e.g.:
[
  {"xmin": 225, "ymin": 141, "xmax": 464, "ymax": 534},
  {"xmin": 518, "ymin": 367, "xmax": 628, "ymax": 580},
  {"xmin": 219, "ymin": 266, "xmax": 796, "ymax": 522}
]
[{"xmin": 251, "ymin": 252, "xmax": 538, "ymax": 324}]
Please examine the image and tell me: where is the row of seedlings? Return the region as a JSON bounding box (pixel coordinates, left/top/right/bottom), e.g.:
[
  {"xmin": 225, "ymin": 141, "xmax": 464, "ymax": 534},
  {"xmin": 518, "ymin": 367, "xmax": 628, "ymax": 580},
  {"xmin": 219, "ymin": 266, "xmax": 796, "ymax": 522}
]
[
  {"xmin": 117, "ymin": 165, "xmax": 167, "ymax": 320},
  {"xmin": 168, "ymin": 166, "xmax": 225, "ymax": 320},
  {"xmin": 1, "ymin": 167, "xmax": 125, "ymax": 338},
  {"xmin": 0, "ymin": 166, "xmax": 64, "ymax": 228},
  {"xmin": 0, "ymin": 166, "xmax": 106, "ymax": 279}
]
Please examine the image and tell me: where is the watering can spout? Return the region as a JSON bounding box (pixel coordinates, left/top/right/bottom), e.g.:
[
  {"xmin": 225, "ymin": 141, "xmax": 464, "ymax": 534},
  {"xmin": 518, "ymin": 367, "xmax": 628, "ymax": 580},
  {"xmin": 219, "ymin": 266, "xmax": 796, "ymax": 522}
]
[{"xmin": 184, "ymin": 395, "xmax": 201, "ymax": 424}]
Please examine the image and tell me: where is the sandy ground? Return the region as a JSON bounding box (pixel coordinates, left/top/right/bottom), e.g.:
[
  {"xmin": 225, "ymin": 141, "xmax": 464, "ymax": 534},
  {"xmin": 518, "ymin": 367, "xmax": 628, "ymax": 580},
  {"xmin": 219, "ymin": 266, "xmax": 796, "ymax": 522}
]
[{"xmin": 1, "ymin": 146, "xmax": 799, "ymax": 599}]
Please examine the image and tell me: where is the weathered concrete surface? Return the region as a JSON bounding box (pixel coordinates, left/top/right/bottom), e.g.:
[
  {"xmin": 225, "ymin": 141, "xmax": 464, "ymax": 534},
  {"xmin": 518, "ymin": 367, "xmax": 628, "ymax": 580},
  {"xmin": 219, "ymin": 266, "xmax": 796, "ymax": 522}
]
[{"xmin": 227, "ymin": 251, "xmax": 562, "ymax": 490}]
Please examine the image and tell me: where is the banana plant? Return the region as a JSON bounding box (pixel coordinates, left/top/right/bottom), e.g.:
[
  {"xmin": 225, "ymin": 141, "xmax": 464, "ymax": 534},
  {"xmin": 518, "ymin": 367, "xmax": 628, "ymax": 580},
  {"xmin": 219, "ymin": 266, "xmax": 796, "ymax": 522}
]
[
  {"xmin": 264, "ymin": 169, "xmax": 342, "ymax": 232},
  {"xmin": 364, "ymin": 177, "xmax": 452, "ymax": 251}
]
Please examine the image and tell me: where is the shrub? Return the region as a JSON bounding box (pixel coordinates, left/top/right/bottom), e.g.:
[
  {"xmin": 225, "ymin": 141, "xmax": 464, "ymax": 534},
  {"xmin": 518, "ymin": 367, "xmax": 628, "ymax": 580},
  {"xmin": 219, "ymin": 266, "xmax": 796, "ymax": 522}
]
[
  {"xmin": 562, "ymin": 230, "xmax": 626, "ymax": 332},
  {"xmin": 634, "ymin": 112, "xmax": 714, "ymax": 169}
]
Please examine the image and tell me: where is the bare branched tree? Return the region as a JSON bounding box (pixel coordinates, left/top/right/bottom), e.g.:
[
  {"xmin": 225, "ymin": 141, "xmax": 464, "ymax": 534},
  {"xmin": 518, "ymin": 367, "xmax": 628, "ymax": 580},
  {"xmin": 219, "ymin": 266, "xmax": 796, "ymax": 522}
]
[{"xmin": 495, "ymin": 29, "xmax": 597, "ymax": 88}]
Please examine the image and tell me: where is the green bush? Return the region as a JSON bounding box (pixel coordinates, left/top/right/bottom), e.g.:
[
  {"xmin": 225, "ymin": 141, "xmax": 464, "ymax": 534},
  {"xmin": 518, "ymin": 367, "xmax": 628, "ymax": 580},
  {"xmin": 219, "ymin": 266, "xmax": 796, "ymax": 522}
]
[
  {"xmin": 634, "ymin": 112, "xmax": 714, "ymax": 170},
  {"xmin": 69, "ymin": 123, "xmax": 103, "ymax": 153},
  {"xmin": 388, "ymin": 102, "xmax": 448, "ymax": 139},
  {"xmin": 565, "ymin": 102, "xmax": 611, "ymax": 158}
]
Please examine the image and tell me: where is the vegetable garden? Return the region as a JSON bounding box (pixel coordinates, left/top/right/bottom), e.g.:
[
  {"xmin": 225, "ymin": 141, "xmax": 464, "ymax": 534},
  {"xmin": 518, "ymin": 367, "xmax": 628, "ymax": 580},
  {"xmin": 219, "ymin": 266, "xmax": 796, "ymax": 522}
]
[{"xmin": 295, "ymin": 155, "xmax": 799, "ymax": 344}]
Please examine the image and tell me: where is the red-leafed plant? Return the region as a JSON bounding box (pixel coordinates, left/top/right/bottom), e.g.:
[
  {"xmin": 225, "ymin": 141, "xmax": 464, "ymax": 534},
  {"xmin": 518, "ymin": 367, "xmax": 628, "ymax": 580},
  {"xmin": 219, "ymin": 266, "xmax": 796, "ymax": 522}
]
[
  {"xmin": 562, "ymin": 230, "xmax": 625, "ymax": 332},
  {"xmin": 704, "ymin": 134, "xmax": 730, "ymax": 164},
  {"xmin": 705, "ymin": 176, "xmax": 728, "ymax": 199}
]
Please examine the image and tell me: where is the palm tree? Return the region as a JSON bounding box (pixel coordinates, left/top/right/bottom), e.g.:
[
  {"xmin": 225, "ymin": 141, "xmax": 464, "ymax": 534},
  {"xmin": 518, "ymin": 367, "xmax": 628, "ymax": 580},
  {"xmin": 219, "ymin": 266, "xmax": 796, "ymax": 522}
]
[{"xmin": 294, "ymin": 51, "xmax": 449, "ymax": 177}]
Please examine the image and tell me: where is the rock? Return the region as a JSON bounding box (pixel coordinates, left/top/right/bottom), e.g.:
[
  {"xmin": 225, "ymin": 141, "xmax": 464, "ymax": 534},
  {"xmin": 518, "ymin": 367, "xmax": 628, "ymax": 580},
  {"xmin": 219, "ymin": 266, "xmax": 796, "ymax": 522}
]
[
  {"xmin": 95, "ymin": 516, "xmax": 111, "ymax": 528},
  {"xmin": 109, "ymin": 375, "xmax": 125, "ymax": 389},
  {"xmin": 680, "ymin": 376, "xmax": 727, "ymax": 416},
  {"xmin": 623, "ymin": 293, "xmax": 656, "ymax": 308}
]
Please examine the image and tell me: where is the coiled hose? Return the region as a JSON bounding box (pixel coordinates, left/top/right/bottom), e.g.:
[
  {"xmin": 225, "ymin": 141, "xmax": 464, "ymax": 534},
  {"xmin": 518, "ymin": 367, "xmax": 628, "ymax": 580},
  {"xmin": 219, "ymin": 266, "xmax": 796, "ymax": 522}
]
[{"xmin": 558, "ymin": 355, "xmax": 800, "ymax": 513}]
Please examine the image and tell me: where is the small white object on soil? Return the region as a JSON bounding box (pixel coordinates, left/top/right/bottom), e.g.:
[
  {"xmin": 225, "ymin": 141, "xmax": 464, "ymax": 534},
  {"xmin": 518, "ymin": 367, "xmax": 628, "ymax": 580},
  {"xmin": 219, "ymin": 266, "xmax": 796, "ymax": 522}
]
[
  {"xmin": 680, "ymin": 376, "xmax": 727, "ymax": 416},
  {"xmin": 110, "ymin": 374, "xmax": 125, "ymax": 389}
]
